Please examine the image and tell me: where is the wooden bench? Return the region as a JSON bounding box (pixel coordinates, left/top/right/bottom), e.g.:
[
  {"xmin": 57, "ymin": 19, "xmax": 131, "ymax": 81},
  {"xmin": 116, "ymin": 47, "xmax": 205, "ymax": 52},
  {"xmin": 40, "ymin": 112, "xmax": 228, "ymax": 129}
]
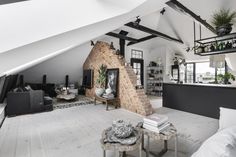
[{"xmin": 94, "ymin": 95, "xmax": 119, "ymax": 111}]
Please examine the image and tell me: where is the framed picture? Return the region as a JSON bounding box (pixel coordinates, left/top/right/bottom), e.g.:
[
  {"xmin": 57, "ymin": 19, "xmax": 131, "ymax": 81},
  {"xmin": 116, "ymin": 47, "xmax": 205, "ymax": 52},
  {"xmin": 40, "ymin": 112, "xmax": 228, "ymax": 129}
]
[{"xmin": 106, "ymin": 68, "xmax": 119, "ymax": 97}]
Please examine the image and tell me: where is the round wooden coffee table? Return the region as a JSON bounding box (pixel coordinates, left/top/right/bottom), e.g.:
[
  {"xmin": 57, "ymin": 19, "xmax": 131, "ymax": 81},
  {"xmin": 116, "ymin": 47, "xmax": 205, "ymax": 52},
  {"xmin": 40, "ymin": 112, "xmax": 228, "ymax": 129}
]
[
  {"xmin": 101, "ymin": 128, "xmax": 143, "ymax": 157},
  {"xmin": 56, "ymin": 93, "xmax": 76, "ymax": 101}
]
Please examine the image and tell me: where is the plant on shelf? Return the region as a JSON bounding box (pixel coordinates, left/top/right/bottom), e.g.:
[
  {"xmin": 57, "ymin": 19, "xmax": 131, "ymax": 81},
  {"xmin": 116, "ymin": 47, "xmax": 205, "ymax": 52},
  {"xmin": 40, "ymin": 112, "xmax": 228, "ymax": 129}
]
[
  {"xmin": 95, "ymin": 64, "xmax": 107, "ymax": 96},
  {"xmin": 217, "ymin": 72, "xmax": 235, "ymax": 84},
  {"xmin": 211, "ymin": 8, "xmax": 236, "ymax": 36}
]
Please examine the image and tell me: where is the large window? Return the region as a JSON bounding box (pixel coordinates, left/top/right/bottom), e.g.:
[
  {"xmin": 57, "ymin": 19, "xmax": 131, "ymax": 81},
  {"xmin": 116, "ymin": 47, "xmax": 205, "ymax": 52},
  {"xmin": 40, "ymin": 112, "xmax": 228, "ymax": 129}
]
[
  {"xmin": 185, "ymin": 63, "xmax": 195, "ymax": 83},
  {"xmin": 185, "ymin": 61, "xmax": 227, "ymax": 84},
  {"xmin": 131, "ymin": 49, "xmax": 144, "ymax": 86},
  {"xmin": 195, "ymin": 62, "xmax": 216, "ymax": 83},
  {"xmin": 131, "ymin": 49, "xmax": 143, "ymax": 59}
]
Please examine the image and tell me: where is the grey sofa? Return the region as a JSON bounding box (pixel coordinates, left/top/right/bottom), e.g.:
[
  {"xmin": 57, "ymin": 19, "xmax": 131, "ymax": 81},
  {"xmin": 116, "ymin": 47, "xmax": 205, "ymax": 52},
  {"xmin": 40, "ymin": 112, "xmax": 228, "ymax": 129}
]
[{"xmin": 7, "ymin": 90, "xmax": 45, "ymax": 116}]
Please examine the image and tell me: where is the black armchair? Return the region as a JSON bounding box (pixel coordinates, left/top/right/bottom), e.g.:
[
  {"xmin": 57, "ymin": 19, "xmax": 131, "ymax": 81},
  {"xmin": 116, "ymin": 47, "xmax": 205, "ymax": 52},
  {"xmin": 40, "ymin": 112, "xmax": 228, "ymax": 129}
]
[{"xmin": 7, "ymin": 90, "xmax": 45, "ymax": 116}]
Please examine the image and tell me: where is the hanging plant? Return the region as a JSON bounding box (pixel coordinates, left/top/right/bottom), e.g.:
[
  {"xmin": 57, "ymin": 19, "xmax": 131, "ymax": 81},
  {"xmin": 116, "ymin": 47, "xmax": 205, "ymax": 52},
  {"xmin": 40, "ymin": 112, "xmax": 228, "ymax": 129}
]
[{"xmin": 211, "ymin": 9, "xmax": 236, "ymax": 36}]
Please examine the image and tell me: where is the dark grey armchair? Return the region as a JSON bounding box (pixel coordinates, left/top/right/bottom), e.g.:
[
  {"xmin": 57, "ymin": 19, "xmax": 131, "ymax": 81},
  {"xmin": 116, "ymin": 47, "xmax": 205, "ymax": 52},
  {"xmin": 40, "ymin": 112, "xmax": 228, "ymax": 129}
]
[{"xmin": 7, "ymin": 90, "xmax": 44, "ymax": 116}]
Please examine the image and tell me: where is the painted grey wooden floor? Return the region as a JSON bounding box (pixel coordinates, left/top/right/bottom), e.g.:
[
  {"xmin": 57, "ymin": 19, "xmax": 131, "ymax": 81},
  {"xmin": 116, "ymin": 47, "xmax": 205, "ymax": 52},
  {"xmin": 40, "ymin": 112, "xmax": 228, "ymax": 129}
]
[{"xmin": 0, "ymin": 104, "xmax": 218, "ymax": 157}]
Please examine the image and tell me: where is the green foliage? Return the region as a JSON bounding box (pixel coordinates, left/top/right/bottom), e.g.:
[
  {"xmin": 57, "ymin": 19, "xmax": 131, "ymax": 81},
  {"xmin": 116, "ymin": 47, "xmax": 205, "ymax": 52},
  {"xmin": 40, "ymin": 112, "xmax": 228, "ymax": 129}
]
[
  {"xmin": 211, "ymin": 9, "xmax": 236, "ymax": 27},
  {"xmin": 96, "ymin": 64, "xmax": 107, "ymax": 88},
  {"xmin": 217, "ymin": 72, "xmax": 235, "ymax": 84}
]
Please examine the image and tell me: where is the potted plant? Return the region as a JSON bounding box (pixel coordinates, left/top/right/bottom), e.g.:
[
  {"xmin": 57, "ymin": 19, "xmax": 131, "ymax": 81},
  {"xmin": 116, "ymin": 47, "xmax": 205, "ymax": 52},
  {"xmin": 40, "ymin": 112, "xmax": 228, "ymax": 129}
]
[
  {"xmin": 95, "ymin": 64, "xmax": 107, "ymax": 96},
  {"xmin": 211, "ymin": 9, "xmax": 236, "ymax": 36},
  {"xmin": 217, "ymin": 72, "xmax": 235, "ymax": 84}
]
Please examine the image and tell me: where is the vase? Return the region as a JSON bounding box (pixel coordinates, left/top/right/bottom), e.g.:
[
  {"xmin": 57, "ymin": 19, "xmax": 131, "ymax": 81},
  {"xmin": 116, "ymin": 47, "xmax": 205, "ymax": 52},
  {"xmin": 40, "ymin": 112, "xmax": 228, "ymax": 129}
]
[
  {"xmin": 105, "ymin": 87, "xmax": 112, "ymax": 94},
  {"xmin": 95, "ymin": 88, "xmax": 105, "ymax": 97}
]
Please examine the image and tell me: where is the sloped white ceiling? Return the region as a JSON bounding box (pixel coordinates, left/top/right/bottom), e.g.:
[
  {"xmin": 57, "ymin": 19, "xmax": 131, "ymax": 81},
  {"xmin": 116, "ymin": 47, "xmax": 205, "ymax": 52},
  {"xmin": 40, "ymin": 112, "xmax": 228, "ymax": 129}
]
[
  {"xmin": 0, "ymin": 0, "xmax": 146, "ymax": 54},
  {"xmin": 0, "ymin": 0, "xmax": 168, "ymax": 77}
]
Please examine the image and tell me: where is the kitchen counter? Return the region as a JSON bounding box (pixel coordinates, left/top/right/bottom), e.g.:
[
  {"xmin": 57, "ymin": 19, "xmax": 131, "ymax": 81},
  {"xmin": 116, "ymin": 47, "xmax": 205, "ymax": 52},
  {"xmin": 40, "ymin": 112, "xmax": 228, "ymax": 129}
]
[
  {"xmin": 164, "ymin": 82, "xmax": 236, "ymax": 88},
  {"xmin": 163, "ymin": 83, "xmax": 236, "ymax": 119}
]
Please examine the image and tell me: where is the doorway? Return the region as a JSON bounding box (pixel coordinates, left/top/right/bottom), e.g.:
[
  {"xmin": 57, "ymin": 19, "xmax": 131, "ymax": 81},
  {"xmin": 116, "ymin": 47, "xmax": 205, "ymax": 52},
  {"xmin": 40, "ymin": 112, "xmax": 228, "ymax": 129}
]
[{"xmin": 130, "ymin": 49, "xmax": 144, "ymax": 86}]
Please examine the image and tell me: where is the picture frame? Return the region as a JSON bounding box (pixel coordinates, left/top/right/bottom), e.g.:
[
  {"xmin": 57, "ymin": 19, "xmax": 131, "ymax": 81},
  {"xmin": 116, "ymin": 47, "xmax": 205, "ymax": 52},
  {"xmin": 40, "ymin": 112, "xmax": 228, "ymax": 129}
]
[{"xmin": 106, "ymin": 68, "xmax": 119, "ymax": 97}]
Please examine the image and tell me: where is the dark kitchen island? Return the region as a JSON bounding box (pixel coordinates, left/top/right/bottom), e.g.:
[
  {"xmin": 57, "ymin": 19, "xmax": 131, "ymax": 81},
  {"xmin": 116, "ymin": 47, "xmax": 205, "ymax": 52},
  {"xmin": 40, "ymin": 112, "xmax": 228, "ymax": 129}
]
[{"xmin": 163, "ymin": 83, "xmax": 236, "ymax": 119}]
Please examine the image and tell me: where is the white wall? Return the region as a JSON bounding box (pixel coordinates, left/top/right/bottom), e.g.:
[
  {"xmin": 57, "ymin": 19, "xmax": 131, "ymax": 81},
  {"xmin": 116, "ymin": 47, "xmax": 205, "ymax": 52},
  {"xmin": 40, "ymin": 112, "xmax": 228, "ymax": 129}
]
[
  {"xmin": 102, "ymin": 36, "xmax": 176, "ymax": 90},
  {"xmin": 19, "ymin": 35, "xmax": 159, "ymax": 91},
  {"xmin": 20, "ymin": 42, "xmax": 92, "ymax": 85},
  {"xmin": 148, "ymin": 46, "xmax": 175, "ymax": 82}
]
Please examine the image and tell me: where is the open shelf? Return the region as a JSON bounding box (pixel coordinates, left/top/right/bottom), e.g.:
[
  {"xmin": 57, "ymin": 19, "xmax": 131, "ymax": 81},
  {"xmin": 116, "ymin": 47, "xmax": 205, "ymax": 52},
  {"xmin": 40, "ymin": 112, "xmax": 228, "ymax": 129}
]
[
  {"xmin": 195, "ymin": 32, "xmax": 236, "ymax": 44},
  {"xmin": 196, "ymin": 47, "xmax": 236, "ymax": 56},
  {"xmin": 194, "ymin": 32, "xmax": 236, "ymax": 56},
  {"xmin": 146, "ymin": 65, "xmax": 163, "ymax": 97}
]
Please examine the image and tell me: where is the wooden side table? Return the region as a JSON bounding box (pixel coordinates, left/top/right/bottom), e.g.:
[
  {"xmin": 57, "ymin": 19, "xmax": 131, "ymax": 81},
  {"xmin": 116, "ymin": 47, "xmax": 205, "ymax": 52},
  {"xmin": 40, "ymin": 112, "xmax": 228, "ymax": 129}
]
[
  {"xmin": 100, "ymin": 129, "xmax": 143, "ymax": 157},
  {"xmin": 94, "ymin": 95, "xmax": 119, "ymax": 111},
  {"xmin": 142, "ymin": 123, "xmax": 178, "ymax": 157}
]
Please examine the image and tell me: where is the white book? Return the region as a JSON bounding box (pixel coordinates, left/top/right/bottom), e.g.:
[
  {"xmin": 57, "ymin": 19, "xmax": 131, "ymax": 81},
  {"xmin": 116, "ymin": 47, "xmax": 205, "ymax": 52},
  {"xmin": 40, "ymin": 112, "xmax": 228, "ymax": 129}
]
[
  {"xmin": 143, "ymin": 123, "xmax": 160, "ymax": 133},
  {"xmin": 143, "ymin": 114, "xmax": 168, "ymax": 126},
  {"xmin": 144, "ymin": 119, "xmax": 168, "ymax": 127},
  {"xmin": 158, "ymin": 122, "xmax": 171, "ymax": 131},
  {"xmin": 143, "ymin": 122, "xmax": 171, "ymax": 133}
]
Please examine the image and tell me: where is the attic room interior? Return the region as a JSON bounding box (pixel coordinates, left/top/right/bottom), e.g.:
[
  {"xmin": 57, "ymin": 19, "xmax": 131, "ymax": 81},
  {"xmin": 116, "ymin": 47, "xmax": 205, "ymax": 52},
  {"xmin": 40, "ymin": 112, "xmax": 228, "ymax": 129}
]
[{"xmin": 1, "ymin": 0, "xmax": 236, "ymax": 157}]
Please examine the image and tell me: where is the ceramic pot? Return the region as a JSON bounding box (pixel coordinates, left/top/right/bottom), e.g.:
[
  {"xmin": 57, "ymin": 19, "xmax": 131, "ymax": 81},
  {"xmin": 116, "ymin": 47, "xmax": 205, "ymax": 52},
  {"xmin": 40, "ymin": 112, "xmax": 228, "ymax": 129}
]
[
  {"xmin": 216, "ymin": 24, "xmax": 232, "ymax": 36},
  {"xmin": 196, "ymin": 46, "xmax": 204, "ymax": 53},
  {"xmin": 105, "ymin": 87, "xmax": 112, "ymax": 94},
  {"xmin": 95, "ymin": 88, "xmax": 105, "ymax": 97}
]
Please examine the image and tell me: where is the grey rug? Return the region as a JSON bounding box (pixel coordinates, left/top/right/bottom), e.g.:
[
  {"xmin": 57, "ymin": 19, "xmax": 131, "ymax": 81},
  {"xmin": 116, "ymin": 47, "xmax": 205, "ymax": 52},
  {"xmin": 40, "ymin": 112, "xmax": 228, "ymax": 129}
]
[{"xmin": 53, "ymin": 96, "xmax": 94, "ymax": 109}]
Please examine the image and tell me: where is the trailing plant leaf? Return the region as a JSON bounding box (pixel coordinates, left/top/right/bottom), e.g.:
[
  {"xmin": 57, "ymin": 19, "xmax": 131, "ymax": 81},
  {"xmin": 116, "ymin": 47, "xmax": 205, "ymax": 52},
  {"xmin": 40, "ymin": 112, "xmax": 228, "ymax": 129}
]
[{"xmin": 211, "ymin": 9, "xmax": 236, "ymax": 27}]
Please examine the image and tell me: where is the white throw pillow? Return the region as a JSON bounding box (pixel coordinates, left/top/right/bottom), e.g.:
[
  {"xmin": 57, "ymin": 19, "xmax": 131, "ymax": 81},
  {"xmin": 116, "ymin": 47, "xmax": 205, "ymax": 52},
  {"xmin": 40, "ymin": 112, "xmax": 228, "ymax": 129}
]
[
  {"xmin": 219, "ymin": 107, "xmax": 236, "ymax": 130},
  {"xmin": 192, "ymin": 126, "xmax": 236, "ymax": 157}
]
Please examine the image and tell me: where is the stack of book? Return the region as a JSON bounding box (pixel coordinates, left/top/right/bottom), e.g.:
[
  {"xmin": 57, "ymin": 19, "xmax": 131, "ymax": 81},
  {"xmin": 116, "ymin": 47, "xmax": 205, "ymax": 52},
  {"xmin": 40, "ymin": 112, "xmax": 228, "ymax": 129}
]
[
  {"xmin": 143, "ymin": 114, "xmax": 170, "ymax": 133},
  {"xmin": 102, "ymin": 93, "xmax": 114, "ymax": 99}
]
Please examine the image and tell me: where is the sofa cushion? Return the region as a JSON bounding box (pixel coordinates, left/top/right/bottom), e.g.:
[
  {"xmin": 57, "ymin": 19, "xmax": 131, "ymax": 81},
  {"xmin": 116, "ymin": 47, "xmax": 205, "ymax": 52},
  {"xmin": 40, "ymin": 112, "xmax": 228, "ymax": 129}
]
[
  {"xmin": 192, "ymin": 126, "xmax": 236, "ymax": 157},
  {"xmin": 219, "ymin": 107, "xmax": 236, "ymax": 130}
]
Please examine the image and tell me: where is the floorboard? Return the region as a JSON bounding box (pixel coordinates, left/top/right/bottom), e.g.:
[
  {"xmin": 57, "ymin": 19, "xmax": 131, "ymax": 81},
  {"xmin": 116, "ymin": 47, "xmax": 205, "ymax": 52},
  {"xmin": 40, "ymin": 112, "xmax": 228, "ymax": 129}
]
[{"xmin": 0, "ymin": 104, "xmax": 218, "ymax": 157}]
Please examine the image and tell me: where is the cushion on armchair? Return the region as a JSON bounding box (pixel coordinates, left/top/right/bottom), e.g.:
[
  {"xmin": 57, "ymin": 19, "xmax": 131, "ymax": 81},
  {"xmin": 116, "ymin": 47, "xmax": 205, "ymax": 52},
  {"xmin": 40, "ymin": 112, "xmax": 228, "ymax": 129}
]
[{"xmin": 192, "ymin": 126, "xmax": 236, "ymax": 157}]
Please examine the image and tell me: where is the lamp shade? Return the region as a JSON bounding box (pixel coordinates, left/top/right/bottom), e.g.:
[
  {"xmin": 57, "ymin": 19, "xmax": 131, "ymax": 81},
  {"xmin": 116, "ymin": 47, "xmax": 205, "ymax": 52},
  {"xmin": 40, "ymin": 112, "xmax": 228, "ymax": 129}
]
[{"xmin": 209, "ymin": 54, "xmax": 225, "ymax": 68}]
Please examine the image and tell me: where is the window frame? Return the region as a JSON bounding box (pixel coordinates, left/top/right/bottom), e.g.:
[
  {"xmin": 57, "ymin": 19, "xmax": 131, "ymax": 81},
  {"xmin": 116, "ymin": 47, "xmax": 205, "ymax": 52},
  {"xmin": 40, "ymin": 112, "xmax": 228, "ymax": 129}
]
[
  {"xmin": 131, "ymin": 49, "xmax": 143, "ymax": 59},
  {"xmin": 185, "ymin": 61, "xmax": 227, "ymax": 83}
]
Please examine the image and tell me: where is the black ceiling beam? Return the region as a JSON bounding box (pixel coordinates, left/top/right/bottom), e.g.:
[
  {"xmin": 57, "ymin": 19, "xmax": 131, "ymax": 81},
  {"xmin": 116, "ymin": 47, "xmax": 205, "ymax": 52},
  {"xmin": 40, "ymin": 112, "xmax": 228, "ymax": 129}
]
[
  {"xmin": 125, "ymin": 22, "xmax": 183, "ymax": 44},
  {"xmin": 166, "ymin": 0, "xmax": 217, "ymax": 34},
  {"xmin": 106, "ymin": 32, "xmax": 138, "ymax": 43},
  {"xmin": 0, "ymin": 0, "xmax": 28, "ymax": 5},
  {"xmin": 119, "ymin": 30, "xmax": 129, "ymax": 36},
  {"xmin": 127, "ymin": 35, "xmax": 157, "ymax": 46}
]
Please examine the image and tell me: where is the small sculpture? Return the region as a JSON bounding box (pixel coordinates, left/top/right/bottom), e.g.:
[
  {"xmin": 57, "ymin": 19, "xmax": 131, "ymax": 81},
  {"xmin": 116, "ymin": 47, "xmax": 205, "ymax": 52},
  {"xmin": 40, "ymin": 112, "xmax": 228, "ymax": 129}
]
[
  {"xmin": 112, "ymin": 120, "xmax": 134, "ymax": 139},
  {"xmin": 103, "ymin": 120, "xmax": 139, "ymax": 145}
]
